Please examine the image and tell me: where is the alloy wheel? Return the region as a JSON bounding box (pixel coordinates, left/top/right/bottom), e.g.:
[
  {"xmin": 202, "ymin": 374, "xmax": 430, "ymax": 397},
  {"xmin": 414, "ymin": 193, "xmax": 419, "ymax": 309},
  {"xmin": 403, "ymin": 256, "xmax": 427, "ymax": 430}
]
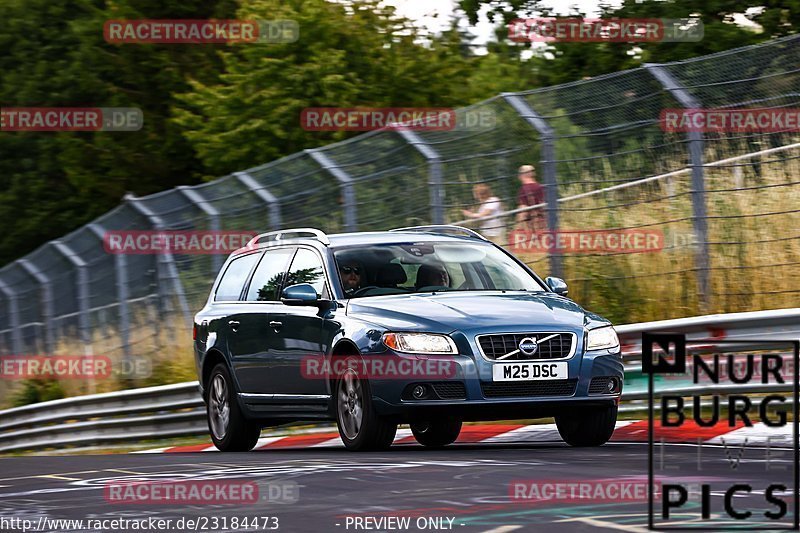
[
  {"xmin": 209, "ymin": 374, "xmax": 230, "ymax": 440},
  {"xmin": 337, "ymin": 369, "xmax": 364, "ymax": 439}
]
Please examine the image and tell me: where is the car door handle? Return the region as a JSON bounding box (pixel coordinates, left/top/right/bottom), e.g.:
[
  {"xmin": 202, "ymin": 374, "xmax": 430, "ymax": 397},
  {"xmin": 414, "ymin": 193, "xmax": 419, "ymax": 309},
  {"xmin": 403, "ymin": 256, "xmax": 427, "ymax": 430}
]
[
  {"xmin": 269, "ymin": 321, "xmax": 283, "ymax": 331},
  {"xmin": 228, "ymin": 320, "xmax": 240, "ymax": 332}
]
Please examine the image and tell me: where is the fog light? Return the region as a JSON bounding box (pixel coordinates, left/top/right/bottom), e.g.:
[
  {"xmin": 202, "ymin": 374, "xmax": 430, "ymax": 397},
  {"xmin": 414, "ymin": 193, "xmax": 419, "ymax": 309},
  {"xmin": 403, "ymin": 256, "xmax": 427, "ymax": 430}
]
[
  {"xmin": 412, "ymin": 385, "xmax": 426, "ymax": 399},
  {"xmin": 607, "ymin": 379, "xmax": 617, "ymax": 393}
]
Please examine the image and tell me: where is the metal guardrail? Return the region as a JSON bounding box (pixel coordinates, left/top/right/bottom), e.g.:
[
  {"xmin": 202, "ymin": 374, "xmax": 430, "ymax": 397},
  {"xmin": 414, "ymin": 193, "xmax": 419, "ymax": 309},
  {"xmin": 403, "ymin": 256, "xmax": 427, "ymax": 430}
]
[
  {"xmin": 0, "ymin": 308, "xmax": 797, "ymax": 453},
  {"xmin": 0, "ymin": 382, "xmax": 203, "ymax": 452}
]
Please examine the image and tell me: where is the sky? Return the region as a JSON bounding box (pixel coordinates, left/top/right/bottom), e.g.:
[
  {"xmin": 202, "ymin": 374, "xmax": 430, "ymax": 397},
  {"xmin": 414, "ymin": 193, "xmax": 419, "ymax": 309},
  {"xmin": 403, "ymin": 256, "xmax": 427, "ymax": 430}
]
[
  {"xmin": 383, "ymin": 0, "xmax": 619, "ymax": 44},
  {"xmin": 384, "ymin": 0, "xmax": 762, "ymax": 44}
]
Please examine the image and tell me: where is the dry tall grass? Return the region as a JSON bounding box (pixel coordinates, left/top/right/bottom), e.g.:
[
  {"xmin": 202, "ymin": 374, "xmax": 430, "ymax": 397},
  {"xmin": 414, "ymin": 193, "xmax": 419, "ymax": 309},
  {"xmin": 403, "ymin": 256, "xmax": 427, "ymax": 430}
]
[{"xmin": 505, "ymin": 147, "xmax": 800, "ymax": 323}]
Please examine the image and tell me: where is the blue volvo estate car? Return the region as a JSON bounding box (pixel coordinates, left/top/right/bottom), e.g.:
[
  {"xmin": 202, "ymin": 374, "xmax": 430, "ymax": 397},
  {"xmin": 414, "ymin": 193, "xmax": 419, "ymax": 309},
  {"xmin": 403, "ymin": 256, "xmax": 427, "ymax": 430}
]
[{"xmin": 194, "ymin": 226, "xmax": 623, "ymax": 451}]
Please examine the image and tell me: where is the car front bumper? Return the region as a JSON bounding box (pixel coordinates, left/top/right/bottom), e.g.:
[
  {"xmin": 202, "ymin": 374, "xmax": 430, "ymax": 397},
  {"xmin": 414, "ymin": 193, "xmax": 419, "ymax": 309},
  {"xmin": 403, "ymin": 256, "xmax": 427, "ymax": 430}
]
[{"xmin": 369, "ymin": 349, "xmax": 624, "ymax": 420}]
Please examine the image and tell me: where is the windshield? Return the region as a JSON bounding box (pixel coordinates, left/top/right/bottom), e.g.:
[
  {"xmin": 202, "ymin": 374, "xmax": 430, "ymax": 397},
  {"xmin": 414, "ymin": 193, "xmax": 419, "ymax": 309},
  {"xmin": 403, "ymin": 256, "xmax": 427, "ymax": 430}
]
[{"xmin": 333, "ymin": 242, "xmax": 546, "ymax": 298}]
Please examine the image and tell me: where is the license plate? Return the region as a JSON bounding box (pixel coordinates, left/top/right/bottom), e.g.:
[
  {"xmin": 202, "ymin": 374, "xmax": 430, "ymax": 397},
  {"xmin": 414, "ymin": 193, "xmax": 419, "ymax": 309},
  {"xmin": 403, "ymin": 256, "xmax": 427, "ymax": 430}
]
[{"xmin": 492, "ymin": 362, "xmax": 568, "ymax": 381}]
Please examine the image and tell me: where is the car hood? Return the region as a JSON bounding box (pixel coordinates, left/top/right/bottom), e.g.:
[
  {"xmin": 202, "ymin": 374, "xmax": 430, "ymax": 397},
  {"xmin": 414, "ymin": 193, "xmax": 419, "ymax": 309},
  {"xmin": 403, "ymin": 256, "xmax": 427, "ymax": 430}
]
[{"xmin": 346, "ymin": 291, "xmax": 608, "ymax": 334}]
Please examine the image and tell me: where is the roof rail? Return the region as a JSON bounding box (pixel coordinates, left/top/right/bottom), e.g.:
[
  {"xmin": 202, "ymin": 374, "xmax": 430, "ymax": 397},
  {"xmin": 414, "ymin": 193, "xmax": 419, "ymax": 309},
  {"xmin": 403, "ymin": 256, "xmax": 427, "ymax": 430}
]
[
  {"xmin": 246, "ymin": 228, "xmax": 330, "ymax": 247},
  {"xmin": 389, "ymin": 225, "xmax": 489, "ymax": 241}
]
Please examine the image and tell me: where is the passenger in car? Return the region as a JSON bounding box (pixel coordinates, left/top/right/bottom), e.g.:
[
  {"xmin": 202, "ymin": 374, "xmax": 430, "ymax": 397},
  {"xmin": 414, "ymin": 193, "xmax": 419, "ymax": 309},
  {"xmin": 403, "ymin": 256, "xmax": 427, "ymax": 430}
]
[{"xmin": 415, "ymin": 264, "xmax": 450, "ymax": 289}]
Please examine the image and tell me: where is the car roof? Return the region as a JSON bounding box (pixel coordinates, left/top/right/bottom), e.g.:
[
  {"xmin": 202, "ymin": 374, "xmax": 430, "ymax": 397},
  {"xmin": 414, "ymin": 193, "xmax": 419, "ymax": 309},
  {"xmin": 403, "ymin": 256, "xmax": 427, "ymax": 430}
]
[
  {"xmin": 227, "ymin": 229, "xmax": 488, "ymax": 259},
  {"xmin": 327, "ymin": 231, "xmax": 480, "ymax": 247}
]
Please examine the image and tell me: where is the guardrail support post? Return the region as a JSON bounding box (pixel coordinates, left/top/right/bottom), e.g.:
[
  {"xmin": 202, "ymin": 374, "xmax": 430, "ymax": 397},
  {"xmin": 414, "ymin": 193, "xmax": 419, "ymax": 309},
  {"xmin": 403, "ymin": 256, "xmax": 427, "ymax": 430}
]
[
  {"xmin": 306, "ymin": 149, "xmax": 358, "ymax": 231},
  {"xmin": 502, "ymin": 93, "xmax": 562, "ymax": 278},
  {"xmin": 234, "ymin": 172, "xmax": 282, "ymax": 230},
  {"xmin": 177, "ymin": 186, "xmax": 224, "ymax": 275},
  {"xmin": 645, "ymin": 63, "xmax": 710, "ymax": 312},
  {"xmin": 124, "ymin": 194, "xmax": 193, "ymax": 330},
  {"xmin": 88, "ymin": 223, "xmax": 131, "ymax": 362},
  {"xmin": 396, "ymin": 129, "xmax": 445, "ymax": 225},
  {"xmin": 18, "ymin": 260, "xmax": 55, "ymax": 355},
  {"xmin": 0, "ymin": 278, "xmax": 22, "ymax": 355}
]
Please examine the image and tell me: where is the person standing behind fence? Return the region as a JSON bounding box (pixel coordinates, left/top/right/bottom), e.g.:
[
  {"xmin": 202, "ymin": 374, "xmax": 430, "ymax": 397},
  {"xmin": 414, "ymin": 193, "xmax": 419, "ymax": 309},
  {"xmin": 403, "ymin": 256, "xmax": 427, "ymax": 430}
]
[
  {"xmin": 515, "ymin": 164, "xmax": 546, "ymax": 231},
  {"xmin": 462, "ymin": 184, "xmax": 503, "ymax": 240}
]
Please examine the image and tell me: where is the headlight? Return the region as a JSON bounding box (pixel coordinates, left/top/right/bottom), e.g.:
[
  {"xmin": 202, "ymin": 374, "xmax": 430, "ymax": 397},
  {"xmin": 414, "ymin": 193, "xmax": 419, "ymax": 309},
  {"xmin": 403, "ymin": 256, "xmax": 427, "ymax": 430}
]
[
  {"xmin": 382, "ymin": 332, "xmax": 458, "ymax": 354},
  {"xmin": 586, "ymin": 326, "xmax": 619, "ymax": 351}
]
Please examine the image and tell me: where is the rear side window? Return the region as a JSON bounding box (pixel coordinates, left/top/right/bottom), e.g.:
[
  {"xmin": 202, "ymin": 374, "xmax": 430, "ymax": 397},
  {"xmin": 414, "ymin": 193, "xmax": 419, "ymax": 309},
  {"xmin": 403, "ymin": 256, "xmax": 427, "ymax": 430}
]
[
  {"xmin": 214, "ymin": 253, "xmax": 261, "ymax": 301},
  {"xmin": 246, "ymin": 248, "xmax": 295, "ymax": 301}
]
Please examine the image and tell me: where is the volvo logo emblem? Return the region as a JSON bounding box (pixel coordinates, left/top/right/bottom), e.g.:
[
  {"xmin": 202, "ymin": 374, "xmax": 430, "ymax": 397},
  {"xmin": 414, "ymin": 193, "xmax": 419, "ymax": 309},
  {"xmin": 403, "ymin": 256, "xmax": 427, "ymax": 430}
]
[{"xmin": 518, "ymin": 337, "xmax": 538, "ymax": 356}]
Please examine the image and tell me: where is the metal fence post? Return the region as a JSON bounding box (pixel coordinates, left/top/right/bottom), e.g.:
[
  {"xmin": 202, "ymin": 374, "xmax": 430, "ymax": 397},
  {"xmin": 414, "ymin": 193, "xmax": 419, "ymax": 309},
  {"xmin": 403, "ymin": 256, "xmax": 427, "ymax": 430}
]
[
  {"xmin": 306, "ymin": 149, "xmax": 358, "ymax": 231},
  {"xmin": 395, "ymin": 129, "xmax": 444, "ymax": 225},
  {"xmin": 645, "ymin": 63, "xmax": 710, "ymax": 312},
  {"xmin": 177, "ymin": 186, "xmax": 223, "ymax": 275},
  {"xmin": 0, "ymin": 278, "xmax": 22, "ymax": 355},
  {"xmin": 88, "ymin": 223, "xmax": 131, "ymax": 361},
  {"xmin": 234, "ymin": 172, "xmax": 282, "ymax": 230},
  {"xmin": 502, "ymin": 93, "xmax": 562, "ymax": 278},
  {"xmin": 51, "ymin": 241, "xmax": 92, "ymax": 355},
  {"xmin": 124, "ymin": 194, "xmax": 193, "ymax": 329},
  {"xmin": 18, "ymin": 260, "xmax": 55, "ymax": 355}
]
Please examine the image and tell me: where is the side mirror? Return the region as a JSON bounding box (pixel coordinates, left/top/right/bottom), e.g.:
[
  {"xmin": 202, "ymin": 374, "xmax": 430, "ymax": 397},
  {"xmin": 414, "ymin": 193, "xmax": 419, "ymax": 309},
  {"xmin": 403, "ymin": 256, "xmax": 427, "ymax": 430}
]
[
  {"xmin": 545, "ymin": 277, "xmax": 568, "ymax": 296},
  {"xmin": 281, "ymin": 283, "xmax": 320, "ymax": 306}
]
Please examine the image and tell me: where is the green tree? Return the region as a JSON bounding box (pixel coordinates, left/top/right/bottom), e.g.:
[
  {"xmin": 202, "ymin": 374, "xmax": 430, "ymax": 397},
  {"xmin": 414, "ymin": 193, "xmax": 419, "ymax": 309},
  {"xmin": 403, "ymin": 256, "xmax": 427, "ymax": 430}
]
[
  {"xmin": 0, "ymin": 0, "xmax": 236, "ymax": 264},
  {"xmin": 173, "ymin": 0, "xmax": 533, "ymax": 176},
  {"xmin": 458, "ymin": 0, "xmax": 797, "ymax": 84}
]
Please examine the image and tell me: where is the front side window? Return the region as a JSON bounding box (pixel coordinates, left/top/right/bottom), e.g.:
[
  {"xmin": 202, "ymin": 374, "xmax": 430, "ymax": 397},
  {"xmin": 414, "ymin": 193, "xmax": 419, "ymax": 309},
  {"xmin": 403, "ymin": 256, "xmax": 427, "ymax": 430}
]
[
  {"xmin": 333, "ymin": 242, "xmax": 546, "ymax": 298},
  {"xmin": 214, "ymin": 252, "xmax": 261, "ymax": 301},
  {"xmin": 286, "ymin": 248, "xmax": 328, "ymax": 299},
  {"xmin": 246, "ymin": 248, "xmax": 295, "ymax": 301}
]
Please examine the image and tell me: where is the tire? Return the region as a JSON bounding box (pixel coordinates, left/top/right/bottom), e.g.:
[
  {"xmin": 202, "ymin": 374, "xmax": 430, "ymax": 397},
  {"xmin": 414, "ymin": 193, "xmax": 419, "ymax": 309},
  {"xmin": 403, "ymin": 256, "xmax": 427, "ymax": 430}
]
[
  {"xmin": 410, "ymin": 418, "xmax": 462, "ymax": 448},
  {"xmin": 206, "ymin": 363, "xmax": 261, "ymax": 452},
  {"xmin": 555, "ymin": 404, "xmax": 618, "ymax": 447},
  {"xmin": 335, "ymin": 357, "xmax": 397, "ymax": 451}
]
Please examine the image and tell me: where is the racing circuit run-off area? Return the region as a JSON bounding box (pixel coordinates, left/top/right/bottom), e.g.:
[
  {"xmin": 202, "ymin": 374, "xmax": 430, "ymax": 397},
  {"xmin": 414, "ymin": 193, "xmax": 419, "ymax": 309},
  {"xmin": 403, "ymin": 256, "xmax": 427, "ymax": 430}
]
[{"xmin": 1, "ymin": 1, "xmax": 800, "ymax": 532}]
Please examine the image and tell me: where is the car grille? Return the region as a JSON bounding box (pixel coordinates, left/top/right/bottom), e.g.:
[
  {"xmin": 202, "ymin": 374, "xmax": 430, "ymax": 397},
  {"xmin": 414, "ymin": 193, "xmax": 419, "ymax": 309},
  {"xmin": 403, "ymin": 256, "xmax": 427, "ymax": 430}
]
[
  {"xmin": 481, "ymin": 379, "xmax": 577, "ymax": 398},
  {"xmin": 431, "ymin": 382, "xmax": 466, "ymax": 400},
  {"xmin": 477, "ymin": 332, "xmax": 574, "ymax": 361}
]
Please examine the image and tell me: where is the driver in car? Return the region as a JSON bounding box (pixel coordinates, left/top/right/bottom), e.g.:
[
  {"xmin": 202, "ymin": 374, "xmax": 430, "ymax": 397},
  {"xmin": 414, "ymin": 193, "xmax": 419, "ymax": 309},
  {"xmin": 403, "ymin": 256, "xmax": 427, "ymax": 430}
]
[{"xmin": 339, "ymin": 263, "xmax": 363, "ymax": 296}]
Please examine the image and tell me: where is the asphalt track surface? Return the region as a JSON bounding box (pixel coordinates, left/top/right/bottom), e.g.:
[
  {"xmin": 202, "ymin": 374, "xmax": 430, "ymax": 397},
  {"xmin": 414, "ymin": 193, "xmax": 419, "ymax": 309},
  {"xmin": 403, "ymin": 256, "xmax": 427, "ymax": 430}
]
[{"xmin": 0, "ymin": 438, "xmax": 797, "ymax": 533}]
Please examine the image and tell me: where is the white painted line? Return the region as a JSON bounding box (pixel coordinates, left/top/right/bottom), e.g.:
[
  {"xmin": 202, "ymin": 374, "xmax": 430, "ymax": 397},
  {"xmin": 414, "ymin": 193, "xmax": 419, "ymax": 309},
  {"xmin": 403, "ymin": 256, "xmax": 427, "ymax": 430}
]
[
  {"xmin": 556, "ymin": 514, "xmax": 650, "ymax": 532},
  {"xmin": 393, "ymin": 428, "xmax": 414, "ymax": 441},
  {"xmin": 479, "ymin": 526, "xmax": 523, "ymax": 533},
  {"xmin": 131, "ymin": 447, "xmax": 171, "ymax": 454},
  {"xmin": 481, "ymin": 423, "xmax": 562, "ymax": 443},
  {"xmin": 253, "ymin": 436, "xmax": 289, "ymax": 450},
  {"xmin": 310, "ymin": 437, "xmax": 344, "ymax": 448}
]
